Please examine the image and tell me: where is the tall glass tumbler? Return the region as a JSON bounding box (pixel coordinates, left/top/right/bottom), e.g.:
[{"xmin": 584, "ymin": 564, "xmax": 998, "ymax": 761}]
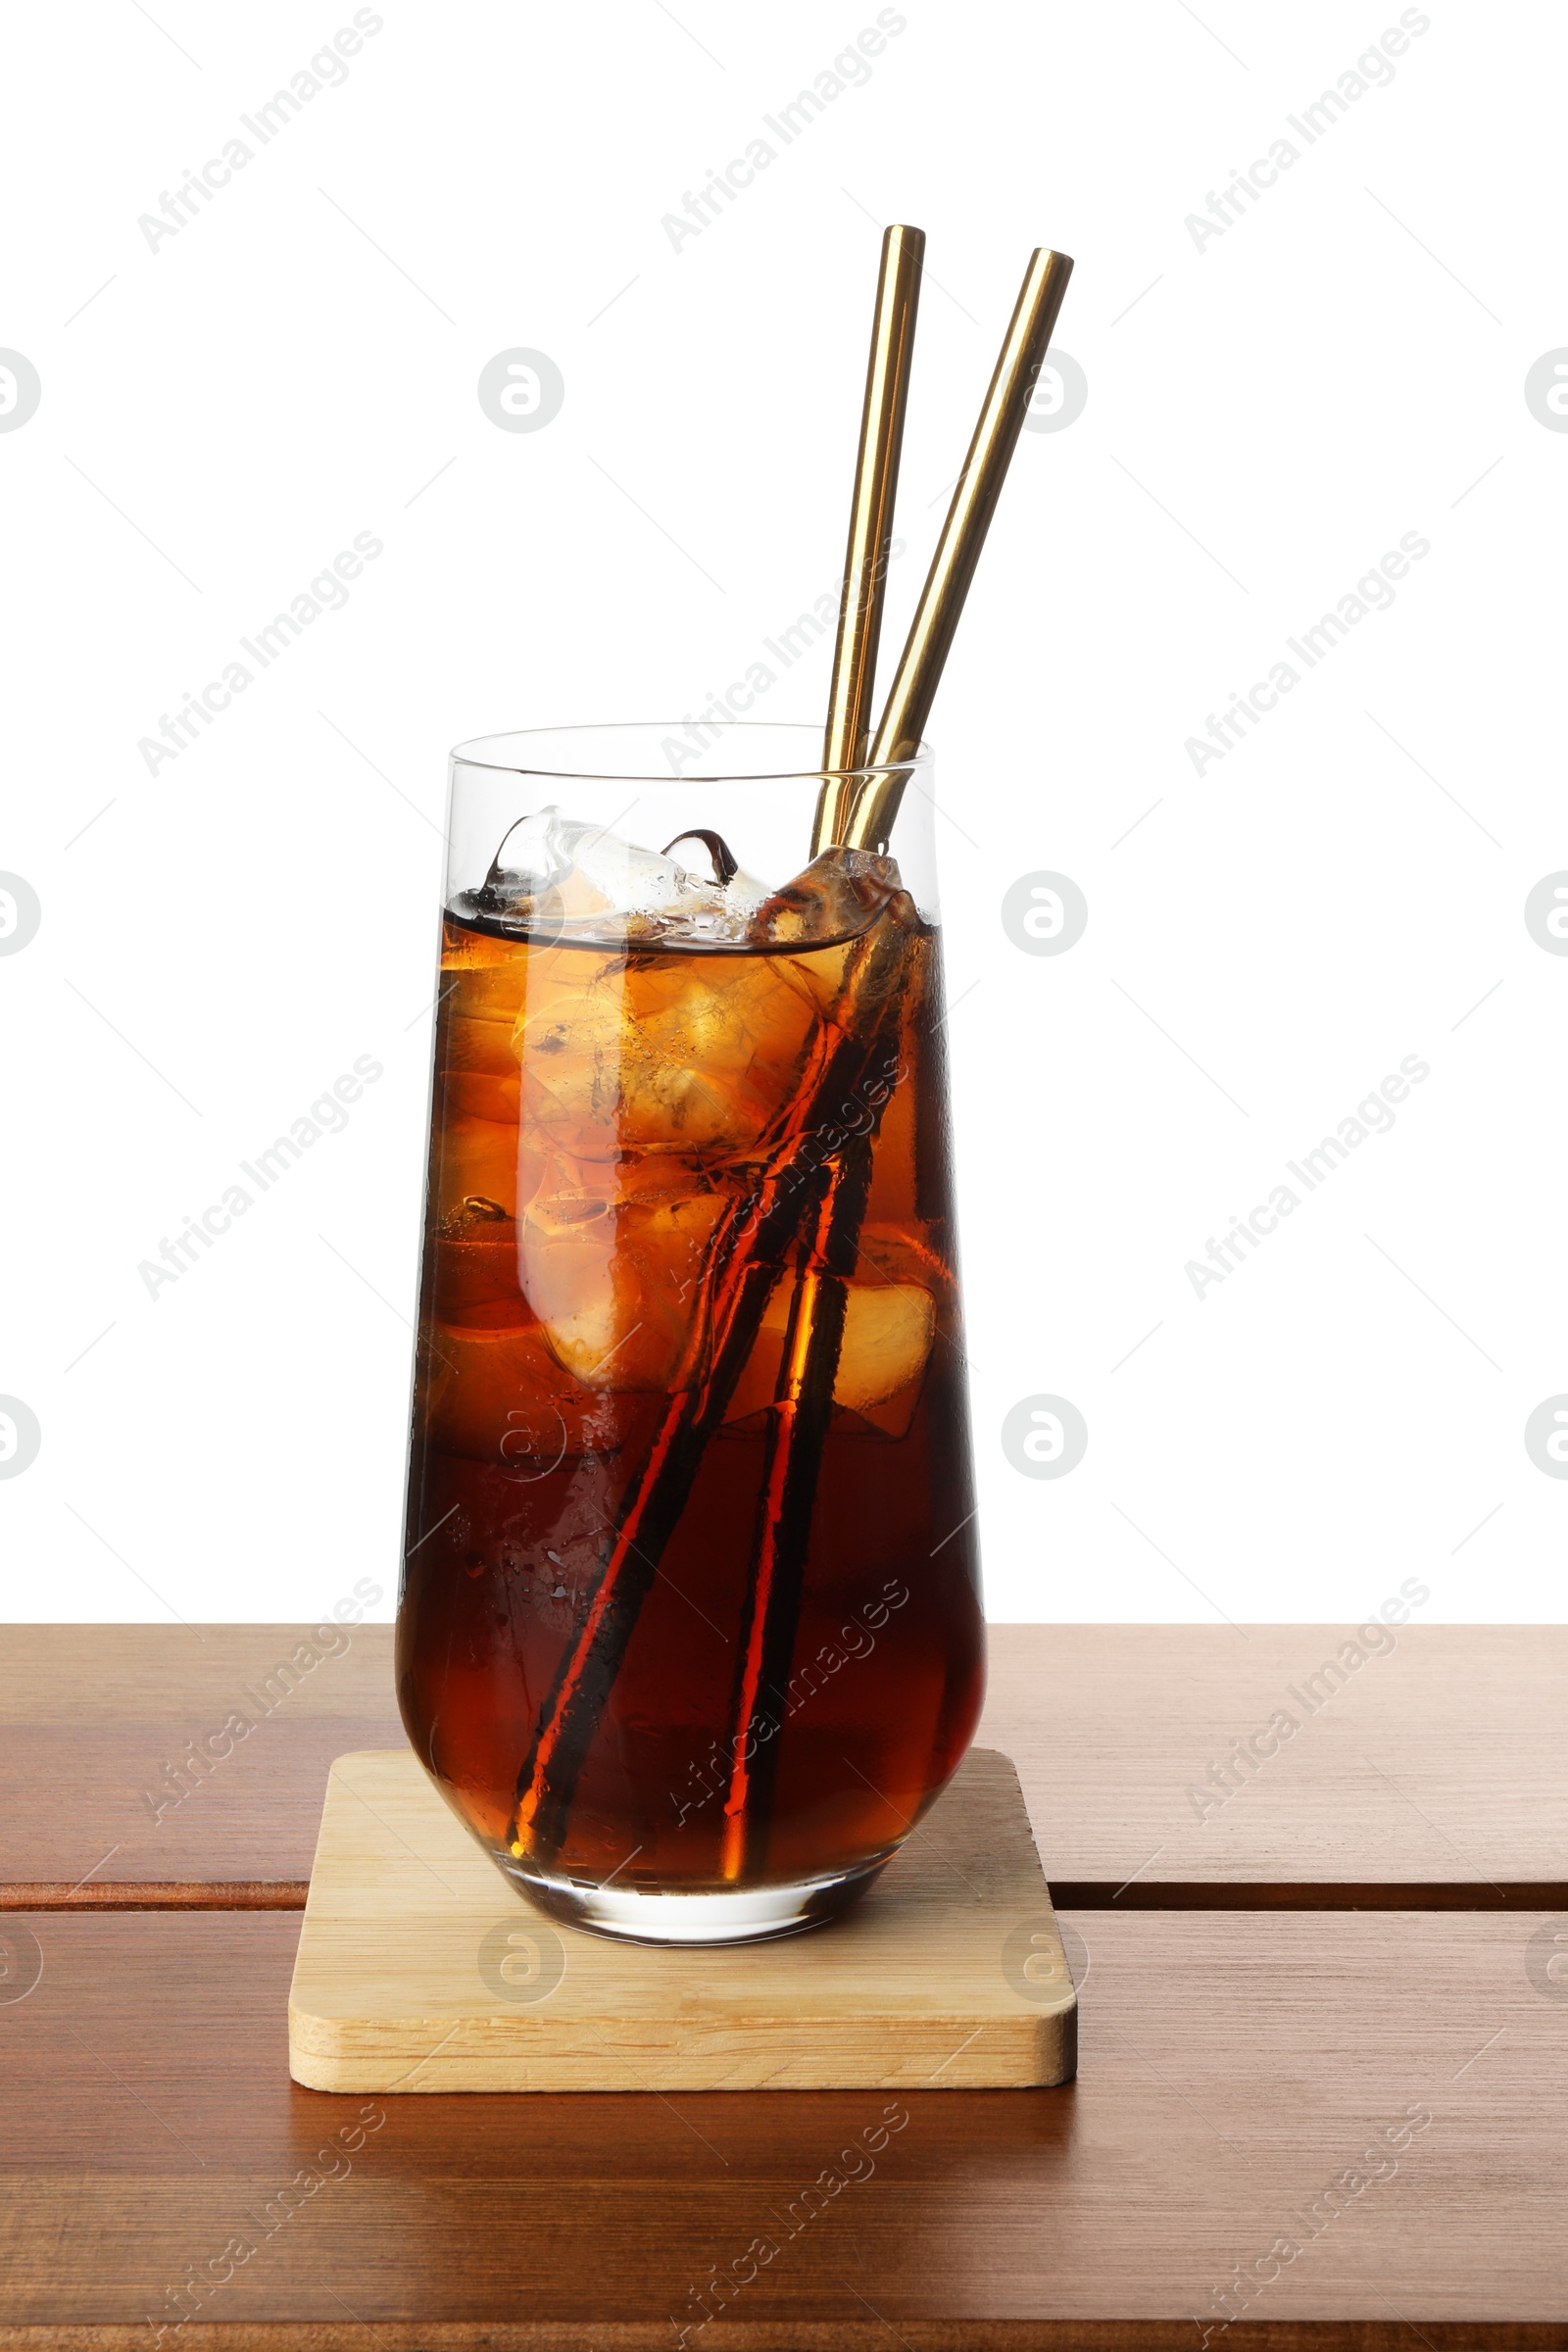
[{"xmin": 398, "ymin": 724, "xmax": 983, "ymax": 1942}]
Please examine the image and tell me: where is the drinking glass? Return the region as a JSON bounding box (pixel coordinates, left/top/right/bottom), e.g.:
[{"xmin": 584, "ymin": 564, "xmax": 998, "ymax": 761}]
[{"xmin": 397, "ymin": 722, "xmax": 983, "ymax": 1942}]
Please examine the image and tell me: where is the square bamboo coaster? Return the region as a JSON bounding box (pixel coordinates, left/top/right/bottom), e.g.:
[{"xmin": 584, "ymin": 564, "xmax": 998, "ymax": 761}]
[{"xmin": 287, "ymin": 1744, "xmax": 1076, "ymax": 2092}]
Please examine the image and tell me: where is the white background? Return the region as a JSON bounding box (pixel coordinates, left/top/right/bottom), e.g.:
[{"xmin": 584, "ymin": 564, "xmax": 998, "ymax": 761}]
[{"xmin": 2, "ymin": 0, "xmax": 1562, "ymax": 1629}]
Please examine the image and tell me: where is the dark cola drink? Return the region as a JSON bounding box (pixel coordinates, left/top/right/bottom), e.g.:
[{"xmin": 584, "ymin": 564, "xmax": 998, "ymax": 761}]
[{"xmin": 397, "ymin": 808, "xmax": 982, "ymax": 1941}]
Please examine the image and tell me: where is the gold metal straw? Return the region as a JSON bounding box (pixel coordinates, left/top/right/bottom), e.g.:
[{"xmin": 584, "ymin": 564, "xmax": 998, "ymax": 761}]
[
  {"xmin": 810, "ymin": 223, "xmax": 925, "ymax": 855},
  {"xmin": 843, "ymin": 246, "xmax": 1074, "ymax": 853}
]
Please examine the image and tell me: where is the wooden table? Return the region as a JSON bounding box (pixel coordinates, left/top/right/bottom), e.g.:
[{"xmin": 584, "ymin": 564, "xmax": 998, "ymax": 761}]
[{"xmin": 4, "ymin": 1624, "xmax": 1565, "ymax": 2344}]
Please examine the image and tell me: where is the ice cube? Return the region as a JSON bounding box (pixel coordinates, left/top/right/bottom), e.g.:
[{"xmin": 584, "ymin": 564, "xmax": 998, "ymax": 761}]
[
  {"xmin": 573, "ymin": 813, "xmax": 689, "ymax": 918},
  {"xmin": 550, "ymin": 809, "xmax": 771, "ymax": 950},
  {"xmin": 516, "ymin": 1178, "xmax": 729, "ymax": 1392},
  {"xmin": 432, "ymin": 1108, "xmax": 521, "ymax": 1222},
  {"xmin": 431, "ymin": 946, "xmax": 530, "ymax": 1216},
  {"xmin": 722, "ymin": 1277, "xmax": 935, "ymax": 1438},
  {"xmin": 512, "ymin": 945, "xmax": 825, "ymax": 1160},
  {"xmin": 746, "ymin": 847, "xmax": 907, "ymax": 947},
  {"xmin": 454, "ymin": 807, "xmax": 692, "ymax": 942},
  {"xmin": 453, "ymin": 813, "xmax": 906, "ymax": 956},
  {"xmin": 431, "ymin": 1202, "xmax": 524, "ymax": 1328}
]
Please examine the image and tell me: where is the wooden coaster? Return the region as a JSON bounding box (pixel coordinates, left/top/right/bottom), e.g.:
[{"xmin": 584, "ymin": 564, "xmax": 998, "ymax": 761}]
[{"xmin": 287, "ymin": 1745, "xmax": 1076, "ymax": 2093}]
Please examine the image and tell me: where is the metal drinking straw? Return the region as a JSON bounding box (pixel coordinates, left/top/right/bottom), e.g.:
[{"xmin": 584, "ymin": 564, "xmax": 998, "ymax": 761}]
[
  {"xmin": 844, "ymin": 246, "xmax": 1074, "ymax": 853},
  {"xmin": 811, "ymin": 222, "xmax": 926, "ymax": 854}
]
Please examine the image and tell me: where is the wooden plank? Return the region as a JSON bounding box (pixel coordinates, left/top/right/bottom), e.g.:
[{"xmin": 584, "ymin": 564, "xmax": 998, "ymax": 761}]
[
  {"xmin": 0, "ymin": 1623, "xmax": 403, "ymax": 1899},
  {"xmin": 1, "ymin": 1907, "xmax": 1564, "ymax": 2339},
  {"xmin": 5, "ymin": 1625, "xmax": 1567, "ymax": 1901},
  {"xmin": 286, "ymin": 1749, "xmax": 1075, "ymax": 2092},
  {"xmin": 984, "ymin": 1624, "xmax": 1568, "ymax": 1899}
]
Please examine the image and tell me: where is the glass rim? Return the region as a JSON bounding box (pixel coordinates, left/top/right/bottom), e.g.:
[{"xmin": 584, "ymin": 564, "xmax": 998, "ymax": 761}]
[{"xmin": 448, "ymin": 719, "xmax": 933, "ymax": 787}]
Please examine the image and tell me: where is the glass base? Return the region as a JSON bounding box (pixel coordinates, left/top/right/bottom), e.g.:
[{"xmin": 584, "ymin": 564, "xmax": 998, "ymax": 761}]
[{"xmin": 498, "ymin": 1851, "xmax": 893, "ymax": 1945}]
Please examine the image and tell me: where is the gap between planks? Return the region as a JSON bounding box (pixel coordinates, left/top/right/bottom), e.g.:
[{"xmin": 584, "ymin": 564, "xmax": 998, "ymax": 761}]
[{"xmin": 7, "ymin": 1881, "xmax": 1567, "ymax": 1913}]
